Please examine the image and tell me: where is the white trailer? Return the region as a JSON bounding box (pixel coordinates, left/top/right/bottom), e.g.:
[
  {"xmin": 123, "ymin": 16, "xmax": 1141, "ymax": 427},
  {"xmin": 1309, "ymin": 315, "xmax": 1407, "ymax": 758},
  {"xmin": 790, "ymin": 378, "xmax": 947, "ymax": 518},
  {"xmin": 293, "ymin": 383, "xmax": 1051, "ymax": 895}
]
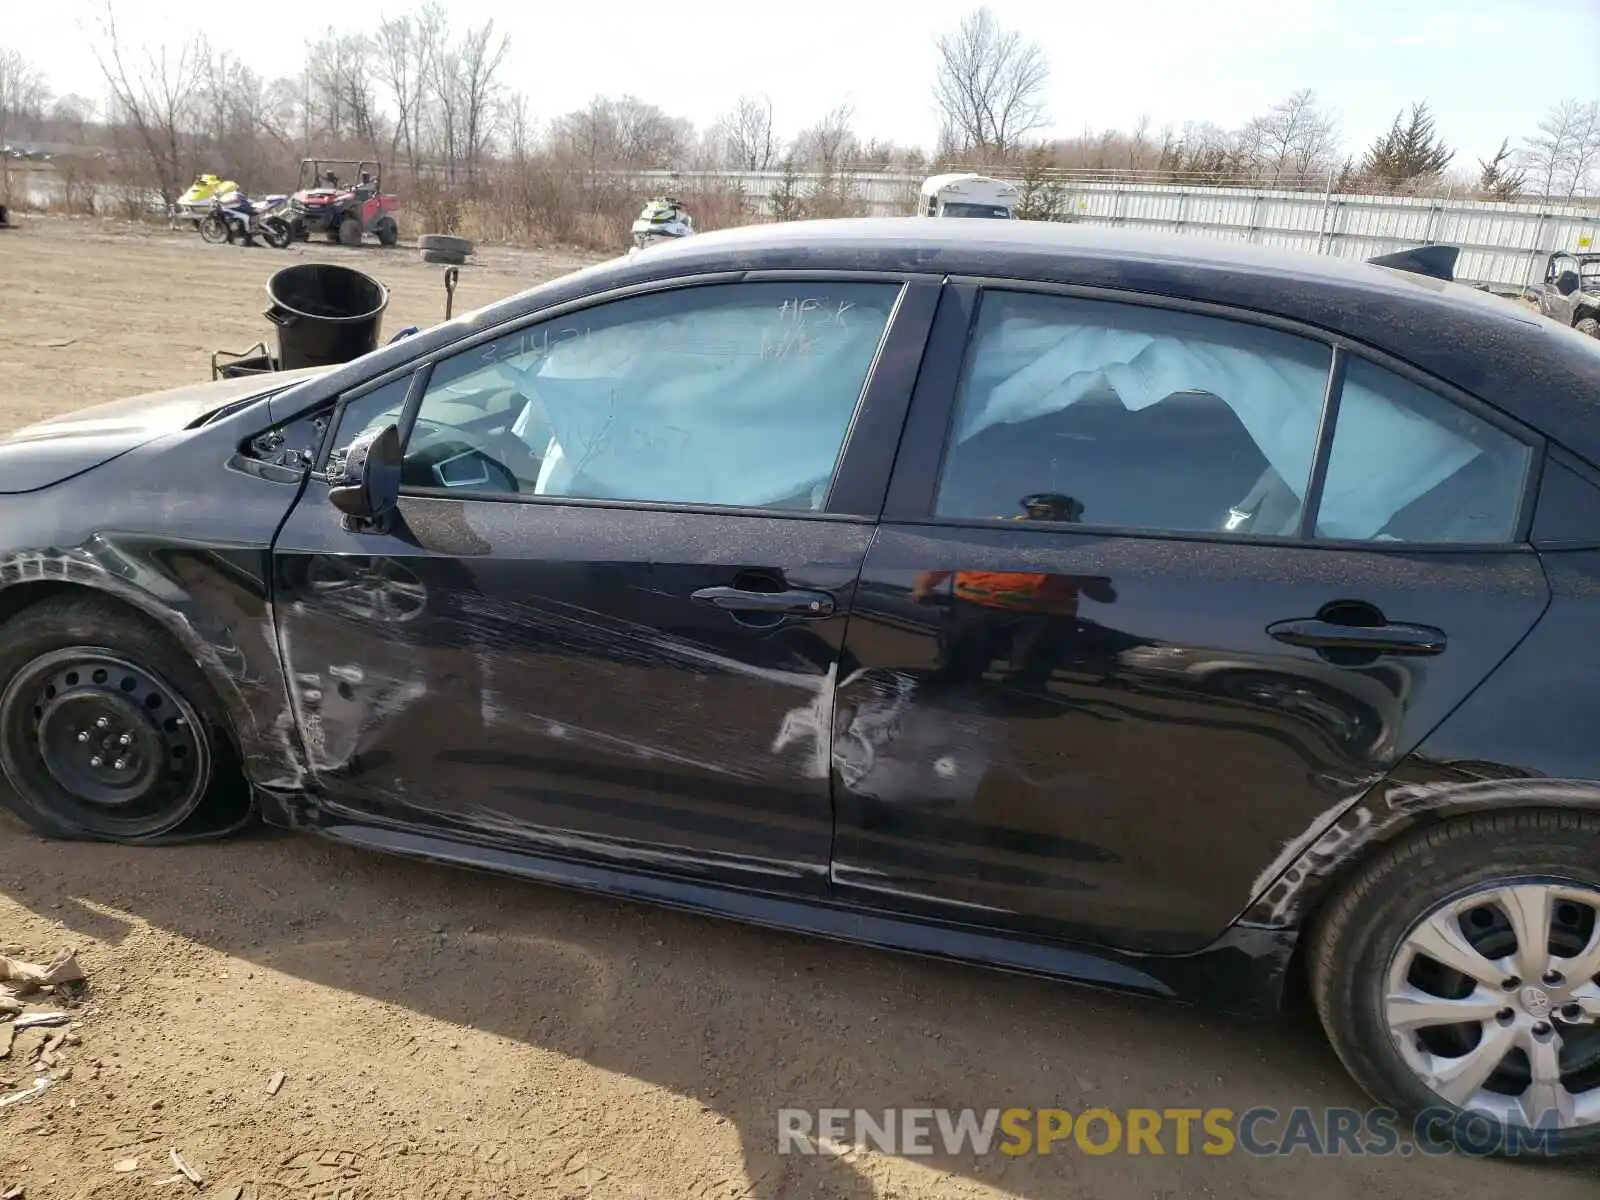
[{"xmin": 918, "ymin": 173, "xmax": 1019, "ymax": 219}]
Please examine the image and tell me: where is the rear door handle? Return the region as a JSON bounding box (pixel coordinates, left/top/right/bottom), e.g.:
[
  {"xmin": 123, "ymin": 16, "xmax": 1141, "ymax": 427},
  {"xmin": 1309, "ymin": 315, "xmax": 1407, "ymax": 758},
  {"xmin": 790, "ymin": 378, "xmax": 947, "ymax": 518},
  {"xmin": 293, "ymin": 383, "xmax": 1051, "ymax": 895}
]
[
  {"xmin": 691, "ymin": 586, "xmax": 836, "ymax": 617},
  {"xmin": 1266, "ymin": 617, "xmax": 1446, "ymax": 657}
]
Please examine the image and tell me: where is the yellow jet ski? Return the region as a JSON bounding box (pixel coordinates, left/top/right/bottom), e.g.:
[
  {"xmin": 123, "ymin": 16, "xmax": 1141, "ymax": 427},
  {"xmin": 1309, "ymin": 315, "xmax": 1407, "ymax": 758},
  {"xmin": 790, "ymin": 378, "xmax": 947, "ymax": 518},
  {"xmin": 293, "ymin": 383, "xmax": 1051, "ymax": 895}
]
[{"xmin": 173, "ymin": 174, "xmax": 240, "ymax": 226}]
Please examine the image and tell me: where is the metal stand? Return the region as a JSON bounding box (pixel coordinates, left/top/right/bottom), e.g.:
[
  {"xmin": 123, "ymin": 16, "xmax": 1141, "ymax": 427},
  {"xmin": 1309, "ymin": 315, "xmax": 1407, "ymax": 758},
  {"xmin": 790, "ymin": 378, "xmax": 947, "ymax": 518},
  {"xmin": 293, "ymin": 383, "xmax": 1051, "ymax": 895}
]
[{"xmin": 210, "ymin": 342, "xmax": 276, "ymax": 381}]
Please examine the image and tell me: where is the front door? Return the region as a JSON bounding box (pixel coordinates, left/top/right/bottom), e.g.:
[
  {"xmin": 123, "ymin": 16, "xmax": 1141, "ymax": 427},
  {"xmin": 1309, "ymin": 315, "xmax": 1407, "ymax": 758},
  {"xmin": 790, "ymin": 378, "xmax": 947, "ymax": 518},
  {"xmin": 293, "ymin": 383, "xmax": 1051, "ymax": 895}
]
[
  {"xmin": 272, "ymin": 275, "xmax": 935, "ymax": 894},
  {"xmin": 831, "ymin": 284, "xmax": 1550, "ymax": 954}
]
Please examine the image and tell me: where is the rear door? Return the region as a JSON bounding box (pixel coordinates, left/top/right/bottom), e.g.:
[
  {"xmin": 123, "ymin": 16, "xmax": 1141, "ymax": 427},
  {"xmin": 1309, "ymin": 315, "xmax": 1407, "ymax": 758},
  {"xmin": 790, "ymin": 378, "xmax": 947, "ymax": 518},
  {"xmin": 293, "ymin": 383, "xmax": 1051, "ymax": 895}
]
[
  {"xmin": 830, "ymin": 282, "xmax": 1550, "ymax": 954},
  {"xmin": 271, "ymin": 273, "xmax": 937, "ymax": 893}
]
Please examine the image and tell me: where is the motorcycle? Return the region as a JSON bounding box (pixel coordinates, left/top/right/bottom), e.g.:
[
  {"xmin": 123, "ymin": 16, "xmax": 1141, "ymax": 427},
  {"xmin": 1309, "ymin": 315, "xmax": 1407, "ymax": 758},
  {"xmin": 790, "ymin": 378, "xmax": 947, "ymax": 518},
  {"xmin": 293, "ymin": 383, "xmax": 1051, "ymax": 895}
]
[{"xmin": 199, "ymin": 191, "xmax": 292, "ymax": 249}]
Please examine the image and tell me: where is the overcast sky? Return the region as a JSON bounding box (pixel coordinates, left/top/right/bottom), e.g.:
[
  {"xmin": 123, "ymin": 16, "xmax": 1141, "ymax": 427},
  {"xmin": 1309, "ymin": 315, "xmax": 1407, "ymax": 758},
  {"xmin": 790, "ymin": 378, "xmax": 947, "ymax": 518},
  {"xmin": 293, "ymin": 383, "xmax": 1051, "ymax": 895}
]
[{"xmin": 7, "ymin": 0, "xmax": 1599, "ymax": 165}]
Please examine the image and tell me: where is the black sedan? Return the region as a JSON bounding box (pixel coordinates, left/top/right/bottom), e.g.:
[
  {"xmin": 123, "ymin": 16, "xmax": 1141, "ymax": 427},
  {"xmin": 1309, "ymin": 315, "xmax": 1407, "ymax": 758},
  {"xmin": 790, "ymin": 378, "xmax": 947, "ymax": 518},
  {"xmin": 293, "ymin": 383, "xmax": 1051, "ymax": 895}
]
[{"xmin": 4, "ymin": 219, "xmax": 1600, "ymax": 1155}]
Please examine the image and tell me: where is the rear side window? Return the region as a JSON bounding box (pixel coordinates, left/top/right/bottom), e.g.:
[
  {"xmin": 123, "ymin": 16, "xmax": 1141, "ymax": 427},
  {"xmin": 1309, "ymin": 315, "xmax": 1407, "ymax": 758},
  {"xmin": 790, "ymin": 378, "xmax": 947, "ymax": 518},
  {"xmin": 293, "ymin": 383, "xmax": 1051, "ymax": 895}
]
[
  {"xmin": 1316, "ymin": 358, "xmax": 1532, "ymax": 543},
  {"xmin": 933, "ymin": 291, "xmax": 1333, "ymax": 536}
]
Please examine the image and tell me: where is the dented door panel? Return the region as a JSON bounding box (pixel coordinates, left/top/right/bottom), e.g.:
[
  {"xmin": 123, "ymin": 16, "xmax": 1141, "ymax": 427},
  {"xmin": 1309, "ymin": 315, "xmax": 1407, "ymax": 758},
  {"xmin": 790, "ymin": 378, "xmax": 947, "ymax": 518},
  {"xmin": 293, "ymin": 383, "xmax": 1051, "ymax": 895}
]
[
  {"xmin": 830, "ymin": 526, "xmax": 1551, "ymax": 955},
  {"xmin": 272, "ymin": 492, "xmax": 874, "ymax": 892}
]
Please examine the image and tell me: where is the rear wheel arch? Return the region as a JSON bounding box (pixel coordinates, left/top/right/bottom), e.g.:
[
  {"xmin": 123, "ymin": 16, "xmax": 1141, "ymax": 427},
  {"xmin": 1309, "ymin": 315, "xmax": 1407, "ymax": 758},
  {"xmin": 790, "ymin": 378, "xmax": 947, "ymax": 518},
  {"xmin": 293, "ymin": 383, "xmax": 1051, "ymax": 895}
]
[{"xmin": 1254, "ymin": 783, "xmax": 1600, "ymax": 936}]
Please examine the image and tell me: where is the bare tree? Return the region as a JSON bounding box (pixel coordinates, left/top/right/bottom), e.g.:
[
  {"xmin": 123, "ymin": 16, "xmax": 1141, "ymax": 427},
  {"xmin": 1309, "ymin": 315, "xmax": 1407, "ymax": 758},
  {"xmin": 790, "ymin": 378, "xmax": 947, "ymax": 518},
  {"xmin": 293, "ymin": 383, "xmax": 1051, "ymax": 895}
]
[
  {"xmin": 1519, "ymin": 98, "xmax": 1600, "ymax": 200},
  {"xmin": 611, "ymin": 95, "xmax": 691, "ymax": 166},
  {"xmin": 931, "ymin": 6, "xmax": 1050, "ymax": 159},
  {"xmin": 454, "ymin": 19, "xmax": 510, "ymax": 181},
  {"xmin": 374, "ymin": 10, "xmax": 437, "ymax": 177},
  {"xmin": 305, "ymin": 33, "xmax": 381, "ymax": 150},
  {"xmin": 717, "ymin": 94, "xmax": 777, "ymax": 170},
  {"xmin": 0, "ymin": 48, "xmax": 50, "ymax": 150},
  {"xmin": 792, "ymin": 101, "xmax": 858, "ymax": 171},
  {"xmin": 91, "ymin": 2, "xmax": 208, "ymax": 205},
  {"xmin": 1239, "ymin": 89, "xmax": 1340, "ymax": 183}
]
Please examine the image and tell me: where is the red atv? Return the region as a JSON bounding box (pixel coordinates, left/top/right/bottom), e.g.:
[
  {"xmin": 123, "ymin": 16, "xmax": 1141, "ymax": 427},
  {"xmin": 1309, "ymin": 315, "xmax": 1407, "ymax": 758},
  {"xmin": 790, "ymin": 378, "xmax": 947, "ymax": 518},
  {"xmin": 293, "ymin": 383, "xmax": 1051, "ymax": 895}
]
[{"xmin": 285, "ymin": 158, "xmax": 399, "ymax": 247}]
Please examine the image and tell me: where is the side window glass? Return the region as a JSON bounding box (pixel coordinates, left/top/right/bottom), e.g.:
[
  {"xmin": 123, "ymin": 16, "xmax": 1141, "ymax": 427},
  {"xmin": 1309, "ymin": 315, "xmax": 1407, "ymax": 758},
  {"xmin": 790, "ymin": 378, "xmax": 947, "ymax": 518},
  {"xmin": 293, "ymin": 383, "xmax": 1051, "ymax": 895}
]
[
  {"xmin": 321, "ymin": 375, "xmax": 413, "ymax": 476},
  {"xmin": 1317, "ymin": 358, "xmax": 1531, "ymax": 544},
  {"xmin": 400, "ymin": 281, "xmax": 901, "ymax": 509},
  {"xmin": 934, "ymin": 291, "xmax": 1333, "ymax": 536}
]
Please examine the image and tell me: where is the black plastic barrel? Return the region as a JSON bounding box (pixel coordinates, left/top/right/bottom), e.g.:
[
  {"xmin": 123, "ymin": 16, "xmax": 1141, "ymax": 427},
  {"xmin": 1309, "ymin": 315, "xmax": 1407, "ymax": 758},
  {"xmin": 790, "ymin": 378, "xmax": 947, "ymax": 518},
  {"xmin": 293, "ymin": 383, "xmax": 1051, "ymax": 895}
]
[{"xmin": 263, "ymin": 263, "xmax": 390, "ymax": 370}]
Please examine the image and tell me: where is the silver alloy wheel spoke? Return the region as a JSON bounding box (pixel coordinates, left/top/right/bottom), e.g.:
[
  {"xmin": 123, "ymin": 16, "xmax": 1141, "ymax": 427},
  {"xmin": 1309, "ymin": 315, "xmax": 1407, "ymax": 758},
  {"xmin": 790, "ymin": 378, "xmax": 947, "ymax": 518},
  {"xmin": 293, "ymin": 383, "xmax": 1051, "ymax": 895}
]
[
  {"xmin": 1428, "ymin": 1021, "xmax": 1518, "ymax": 1107},
  {"xmin": 1406, "ymin": 910, "xmax": 1506, "ymax": 987},
  {"xmin": 1496, "ymin": 885, "xmax": 1555, "ymax": 981},
  {"xmin": 1385, "ymin": 983, "xmax": 1505, "ymax": 1031},
  {"xmin": 1388, "ymin": 881, "xmax": 1600, "ymax": 1131},
  {"xmin": 1522, "ymin": 1030, "xmax": 1575, "ymax": 1129}
]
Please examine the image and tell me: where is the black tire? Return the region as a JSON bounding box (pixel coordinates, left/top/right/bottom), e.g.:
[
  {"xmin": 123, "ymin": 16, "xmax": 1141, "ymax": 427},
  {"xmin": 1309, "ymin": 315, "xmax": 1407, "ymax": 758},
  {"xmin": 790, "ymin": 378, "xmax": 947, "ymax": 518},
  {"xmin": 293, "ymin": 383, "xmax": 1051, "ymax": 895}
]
[
  {"xmin": 260, "ymin": 217, "xmax": 292, "ymax": 250},
  {"xmin": 0, "ymin": 594, "xmax": 244, "ymax": 841},
  {"xmin": 1576, "ymin": 316, "xmax": 1600, "ymax": 339},
  {"xmin": 198, "ymin": 213, "xmax": 228, "ymax": 245},
  {"xmin": 338, "ymin": 216, "xmax": 363, "ymax": 247},
  {"xmin": 1311, "ymin": 810, "xmax": 1600, "ymax": 1157},
  {"xmin": 420, "ymin": 248, "xmax": 467, "ymax": 265},
  {"xmin": 417, "ymin": 233, "xmax": 473, "ymax": 256},
  {"xmin": 375, "ymin": 216, "xmax": 398, "ymax": 247}
]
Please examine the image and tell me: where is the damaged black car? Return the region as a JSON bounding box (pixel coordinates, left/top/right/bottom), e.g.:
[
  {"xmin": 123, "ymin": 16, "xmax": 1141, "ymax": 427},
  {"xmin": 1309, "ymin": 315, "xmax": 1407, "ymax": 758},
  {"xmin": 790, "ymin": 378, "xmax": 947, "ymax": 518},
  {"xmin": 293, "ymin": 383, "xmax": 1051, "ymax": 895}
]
[{"xmin": 5, "ymin": 219, "xmax": 1600, "ymax": 1154}]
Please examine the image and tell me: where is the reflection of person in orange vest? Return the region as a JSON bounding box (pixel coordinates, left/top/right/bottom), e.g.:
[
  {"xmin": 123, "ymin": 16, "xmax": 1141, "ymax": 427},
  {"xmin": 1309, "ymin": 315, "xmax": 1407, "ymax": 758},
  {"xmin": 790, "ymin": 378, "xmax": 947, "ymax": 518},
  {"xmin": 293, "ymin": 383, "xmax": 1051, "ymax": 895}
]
[{"xmin": 911, "ymin": 493, "xmax": 1116, "ymax": 690}]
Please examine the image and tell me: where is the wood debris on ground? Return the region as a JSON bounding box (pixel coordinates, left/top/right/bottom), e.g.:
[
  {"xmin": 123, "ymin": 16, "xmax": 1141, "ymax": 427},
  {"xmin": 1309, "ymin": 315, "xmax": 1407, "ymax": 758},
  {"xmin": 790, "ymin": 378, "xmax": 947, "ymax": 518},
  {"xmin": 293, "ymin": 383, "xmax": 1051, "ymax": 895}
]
[
  {"xmin": 0, "ymin": 949, "xmax": 88, "ymax": 1107},
  {"xmin": 170, "ymin": 1147, "xmax": 205, "ymax": 1187},
  {"xmin": 0, "ymin": 950, "xmax": 84, "ymax": 994}
]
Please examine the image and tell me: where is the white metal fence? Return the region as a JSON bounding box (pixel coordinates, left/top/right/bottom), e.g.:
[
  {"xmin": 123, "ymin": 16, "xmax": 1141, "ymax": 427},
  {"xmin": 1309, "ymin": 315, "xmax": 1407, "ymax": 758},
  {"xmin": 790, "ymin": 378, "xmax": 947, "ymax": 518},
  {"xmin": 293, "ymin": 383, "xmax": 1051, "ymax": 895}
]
[
  {"xmin": 632, "ymin": 168, "xmax": 1600, "ymax": 292},
  {"xmin": 17, "ymin": 165, "xmax": 1600, "ymax": 292}
]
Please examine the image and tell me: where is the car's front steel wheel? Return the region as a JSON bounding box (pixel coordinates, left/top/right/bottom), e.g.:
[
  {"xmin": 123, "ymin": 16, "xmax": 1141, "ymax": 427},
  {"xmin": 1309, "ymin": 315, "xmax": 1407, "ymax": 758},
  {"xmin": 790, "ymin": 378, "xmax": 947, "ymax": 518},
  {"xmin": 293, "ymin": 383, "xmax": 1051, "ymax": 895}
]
[
  {"xmin": 0, "ymin": 595, "xmax": 240, "ymax": 840},
  {"xmin": 1312, "ymin": 811, "xmax": 1600, "ymax": 1155}
]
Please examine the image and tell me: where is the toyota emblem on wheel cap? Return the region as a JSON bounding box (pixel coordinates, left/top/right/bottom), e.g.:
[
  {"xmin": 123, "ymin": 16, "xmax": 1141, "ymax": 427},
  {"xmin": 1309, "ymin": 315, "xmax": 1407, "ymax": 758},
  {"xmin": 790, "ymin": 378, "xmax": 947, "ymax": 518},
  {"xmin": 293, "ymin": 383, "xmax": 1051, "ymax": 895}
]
[{"xmin": 1521, "ymin": 986, "xmax": 1553, "ymax": 1018}]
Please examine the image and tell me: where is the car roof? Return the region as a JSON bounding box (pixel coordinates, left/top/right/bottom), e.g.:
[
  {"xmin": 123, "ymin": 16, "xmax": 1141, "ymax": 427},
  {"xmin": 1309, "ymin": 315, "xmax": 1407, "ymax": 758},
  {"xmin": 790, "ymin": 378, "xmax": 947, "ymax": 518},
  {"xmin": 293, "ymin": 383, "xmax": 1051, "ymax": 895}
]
[
  {"xmin": 640, "ymin": 217, "xmax": 1508, "ymax": 307},
  {"xmin": 279, "ymin": 218, "xmax": 1600, "ymax": 470}
]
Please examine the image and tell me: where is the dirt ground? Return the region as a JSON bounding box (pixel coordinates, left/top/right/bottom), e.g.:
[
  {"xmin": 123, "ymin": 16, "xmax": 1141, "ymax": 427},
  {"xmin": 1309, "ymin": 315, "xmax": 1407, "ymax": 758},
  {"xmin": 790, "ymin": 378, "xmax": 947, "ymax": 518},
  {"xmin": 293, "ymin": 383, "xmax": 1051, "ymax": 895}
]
[{"xmin": 1, "ymin": 216, "xmax": 1598, "ymax": 1199}]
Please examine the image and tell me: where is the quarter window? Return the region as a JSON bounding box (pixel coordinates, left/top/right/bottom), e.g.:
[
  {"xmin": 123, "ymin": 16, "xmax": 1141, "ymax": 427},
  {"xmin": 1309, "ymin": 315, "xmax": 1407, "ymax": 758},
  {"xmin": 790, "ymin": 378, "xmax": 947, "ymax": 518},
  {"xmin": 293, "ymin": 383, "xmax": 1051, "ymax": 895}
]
[
  {"xmin": 322, "ymin": 375, "xmax": 412, "ymax": 476},
  {"xmin": 1316, "ymin": 358, "xmax": 1531, "ymax": 543},
  {"xmin": 933, "ymin": 291, "xmax": 1333, "ymax": 536},
  {"xmin": 398, "ymin": 281, "xmax": 902, "ymax": 510}
]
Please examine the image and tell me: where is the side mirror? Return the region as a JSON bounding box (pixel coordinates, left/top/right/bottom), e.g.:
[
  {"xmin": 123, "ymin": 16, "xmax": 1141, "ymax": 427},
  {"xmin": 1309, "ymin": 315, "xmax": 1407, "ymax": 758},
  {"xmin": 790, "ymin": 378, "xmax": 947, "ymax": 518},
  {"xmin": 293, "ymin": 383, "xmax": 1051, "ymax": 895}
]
[
  {"xmin": 328, "ymin": 423, "xmax": 401, "ymax": 533},
  {"xmin": 1558, "ymin": 270, "xmax": 1582, "ymax": 297}
]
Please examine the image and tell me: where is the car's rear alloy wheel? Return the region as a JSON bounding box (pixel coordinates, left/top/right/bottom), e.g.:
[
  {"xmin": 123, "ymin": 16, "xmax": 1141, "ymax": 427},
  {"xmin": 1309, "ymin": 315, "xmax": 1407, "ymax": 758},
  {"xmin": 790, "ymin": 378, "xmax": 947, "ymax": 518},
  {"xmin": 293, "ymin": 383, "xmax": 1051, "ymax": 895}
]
[
  {"xmin": 0, "ymin": 597, "xmax": 233, "ymax": 840},
  {"xmin": 1312, "ymin": 811, "xmax": 1600, "ymax": 1156}
]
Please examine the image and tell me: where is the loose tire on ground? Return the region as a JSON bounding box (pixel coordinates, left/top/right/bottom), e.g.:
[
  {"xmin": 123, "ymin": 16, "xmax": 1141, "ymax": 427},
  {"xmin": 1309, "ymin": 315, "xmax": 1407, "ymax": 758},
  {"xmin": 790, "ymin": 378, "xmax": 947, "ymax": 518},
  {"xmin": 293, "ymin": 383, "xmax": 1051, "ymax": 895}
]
[
  {"xmin": 375, "ymin": 216, "xmax": 399, "ymax": 247},
  {"xmin": 417, "ymin": 233, "xmax": 473, "ymax": 257},
  {"xmin": 338, "ymin": 217, "xmax": 363, "ymax": 247},
  {"xmin": 0, "ymin": 594, "xmax": 247, "ymax": 842},
  {"xmin": 421, "ymin": 248, "xmax": 467, "ymax": 265},
  {"xmin": 1576, "ymin": 316, "xmax": 1599, "ymax": 339},
  {"xmin": 1309, "ymin": 809, "xmax": 1600, "ymax": 1157}
]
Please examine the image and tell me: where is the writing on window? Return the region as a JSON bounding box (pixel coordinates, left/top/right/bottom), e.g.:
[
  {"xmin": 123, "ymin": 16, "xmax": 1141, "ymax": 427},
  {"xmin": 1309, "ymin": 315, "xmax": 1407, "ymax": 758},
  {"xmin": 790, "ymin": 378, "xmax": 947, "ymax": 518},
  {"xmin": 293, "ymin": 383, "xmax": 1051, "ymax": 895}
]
[{"xmin": 399, "ymin": 281, "xmax": 902, "ymax": 510}]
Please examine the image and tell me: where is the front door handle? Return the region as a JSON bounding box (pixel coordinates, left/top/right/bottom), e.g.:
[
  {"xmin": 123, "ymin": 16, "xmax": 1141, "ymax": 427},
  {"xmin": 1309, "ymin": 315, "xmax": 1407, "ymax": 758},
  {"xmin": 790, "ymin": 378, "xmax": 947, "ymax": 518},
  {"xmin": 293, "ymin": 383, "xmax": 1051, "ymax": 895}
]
[
  {"xmin": 691, "ymin": 586, "xmax": 836, "ymax": 617},
  {"xmin": 1266, "ymin": 617, "xmax": 1446, "ymax": 657}
]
